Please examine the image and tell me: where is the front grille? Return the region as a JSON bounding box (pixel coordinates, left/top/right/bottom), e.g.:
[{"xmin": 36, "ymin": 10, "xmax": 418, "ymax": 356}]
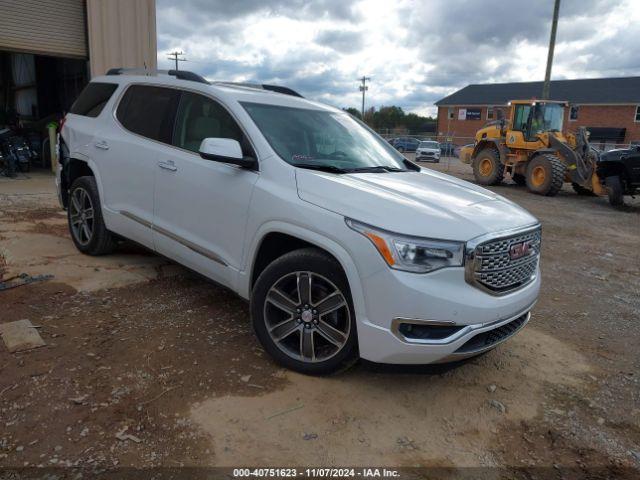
[
  {"xmin": 455, "ymin": 313, "xmax": 528, "ymax": 354},
  {"xmin": 467, "ymin": 227, "xmax": 541, "ymax": 294}
]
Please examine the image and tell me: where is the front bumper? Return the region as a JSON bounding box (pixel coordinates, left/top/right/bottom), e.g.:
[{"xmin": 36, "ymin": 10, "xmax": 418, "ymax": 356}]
[{"xmin": 355, "ymin": 265, "xmax": 540, "ymax": 364}]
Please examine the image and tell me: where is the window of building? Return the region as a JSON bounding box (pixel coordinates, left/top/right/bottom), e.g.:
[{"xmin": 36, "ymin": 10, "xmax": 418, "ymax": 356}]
[
  {"xmin": 569, "ymin": 105, "xmax": 579, "ymax": 121},
  {"xmin": 69, "ymin": 83, "xmax": 118, "ymax": 118},
  {"xmin": 487, "ymin": 106, "xmax": 494, "ymax": 120},
  {"xmin": 447, "ymin": 107, "xmax": 454, "ymax": 120},
  {"xmin": 172, "ymin": 91, "xmax": 248, "ymax": 155},
  {"xmin": 635, "ymin": 105, "xmax": 640, "ymax": 122},
  {"xmin": 116, "ymin": 85, "xmax": 180, "ymax": 143}
]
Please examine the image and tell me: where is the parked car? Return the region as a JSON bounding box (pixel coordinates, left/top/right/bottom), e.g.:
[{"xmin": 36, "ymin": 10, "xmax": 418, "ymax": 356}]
[
  {"xmin": 415, "ymin": 141, "xmax": 440, "ymax": 162},
  {"xmin": 57, "ymin": 70, "xmax": 541, "ymax": 374},
  {"xmin": 390, "ymin": 137, "xmax": 420, "ymax": 152},
  {"xmin": 596, "ymin": 145, "xmax": 640, "ymax": 206},
  {"xmin": 440, "ymin": 141, "xmax": 457, "ymax": 156}
]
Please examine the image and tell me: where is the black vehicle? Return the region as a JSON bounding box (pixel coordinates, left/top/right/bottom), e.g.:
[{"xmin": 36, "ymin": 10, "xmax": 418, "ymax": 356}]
[{"xmin": 597, "ymin": 145, "xmax": 640, "ymax": 206}]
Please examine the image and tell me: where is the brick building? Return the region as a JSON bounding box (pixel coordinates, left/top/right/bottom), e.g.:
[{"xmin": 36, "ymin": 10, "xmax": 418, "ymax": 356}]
[{"xmin": 434, "ymin": 76, "xmax": 640, "ymax": 149}]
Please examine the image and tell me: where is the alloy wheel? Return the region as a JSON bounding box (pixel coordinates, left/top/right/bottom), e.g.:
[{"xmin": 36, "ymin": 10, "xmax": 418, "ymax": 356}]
[
  {"xmin": 69, "ymin": 187, "xmax": 94, "ymax": 246},
  {"xmin": 263, "ymin": 271, "xmax": 351, "ymax": 363}
]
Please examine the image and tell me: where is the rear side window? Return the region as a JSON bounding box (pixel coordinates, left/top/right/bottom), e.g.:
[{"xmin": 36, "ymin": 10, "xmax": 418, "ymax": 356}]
[
  {"xmin": 69, "ymin": 82, "xmax": 118, "ymax": 117},
  {"xmin": 116, "ymin": 85, "xmax": 180, "ymax": 143}
]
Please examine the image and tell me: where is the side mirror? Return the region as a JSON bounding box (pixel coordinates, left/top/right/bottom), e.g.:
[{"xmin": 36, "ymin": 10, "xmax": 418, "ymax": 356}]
[{"xmin": 199, "ymin": 138, "xmax": 257, "ymax": 169}]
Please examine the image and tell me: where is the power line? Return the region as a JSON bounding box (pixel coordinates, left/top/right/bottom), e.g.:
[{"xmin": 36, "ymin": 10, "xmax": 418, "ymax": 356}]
[
  {"xmin": 359, "ymin": 76, "xmax": 371, "ymax": 119},
  {"xmin": 167, "ymin": 51, "xmax": 187, "ymax": 71}
]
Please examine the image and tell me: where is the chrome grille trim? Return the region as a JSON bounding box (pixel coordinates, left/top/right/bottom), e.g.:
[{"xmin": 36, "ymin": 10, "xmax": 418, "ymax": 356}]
[{"xmin": 465, "ymin": 223, "xmax": 541, "ymax": 296}]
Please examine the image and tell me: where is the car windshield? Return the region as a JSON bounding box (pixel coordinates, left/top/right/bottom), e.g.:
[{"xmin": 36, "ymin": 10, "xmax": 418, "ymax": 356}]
[
  {"xmin": 420, "ymin": 141, "xmax": 439, "ymax": 148},
  {"xmin": 241, "ymin": 102, "xmax": 410, "ymax": 172}
]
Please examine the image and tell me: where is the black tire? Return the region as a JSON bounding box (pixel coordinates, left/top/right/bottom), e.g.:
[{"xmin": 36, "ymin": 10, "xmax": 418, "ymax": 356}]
[
  {"xmin": 472, "ymin": 147, "xmax": 504, "ymax": 185},
  {"xmin": 67, "ymin": 176, "xmax": 117, "ymax": 255},
  {"xmin": 512, "ymin": 173, "xmax": 526, "ymax": 186},
  {"xmin": 397, "ymin": 146, "xmax": 405, "ymax": 153},
  {"xmin": 605, "ymin": 176, "xmax": 624, "ymax": 206},
  {"xmin": 571, "ymin": 182, "xmax": 596, "ymax": 196},
  {"xmin": 251, "ymin": 248, "xmax": 358, "ymax": 375},
  {"xmin": 525, "ymin": 154, "xmax": 565, "ymax": 196}
]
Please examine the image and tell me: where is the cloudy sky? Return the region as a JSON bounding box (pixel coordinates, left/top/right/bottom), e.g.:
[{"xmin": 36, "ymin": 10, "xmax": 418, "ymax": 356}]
[{"xmin": 156, "ymin": 0, "xmax": 640, "ymax": 116}]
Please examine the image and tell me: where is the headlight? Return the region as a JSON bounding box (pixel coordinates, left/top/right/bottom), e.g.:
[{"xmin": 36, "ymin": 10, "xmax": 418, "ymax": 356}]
[{"xmin": 346, "ymin": 219, "xmax": 464, "ymax": 273}]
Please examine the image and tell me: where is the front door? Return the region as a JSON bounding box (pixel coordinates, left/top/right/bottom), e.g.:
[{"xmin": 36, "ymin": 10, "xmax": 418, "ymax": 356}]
[{"xmin": 153, "ymin": 91, "xmax": 259, "ymax": 287}]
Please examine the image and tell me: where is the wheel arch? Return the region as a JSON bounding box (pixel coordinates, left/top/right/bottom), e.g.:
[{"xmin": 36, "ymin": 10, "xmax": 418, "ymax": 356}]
[
  {"xmin": 240, "ymin": 223, "xmax": 366, "ymax": 322},
  {"xmin": 61, "ymin": 155, "xmax": 105, "ymax": 210}
]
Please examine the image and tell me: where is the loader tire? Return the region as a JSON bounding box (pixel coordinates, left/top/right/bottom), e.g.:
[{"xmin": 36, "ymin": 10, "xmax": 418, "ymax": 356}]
[
  {"xmin": 472, "ymin": 148, "xmax": 504, "ymax": 186},
  {"xmin": 605, "ymin": 176, "xmax": 624, "ymax": 206},
  {"xmin": 526, "ymin": 154, "xmax": 565, "ymax": 196},
  {"xmin": 571, "ymin": 182, "xmax": 596, "ymax": 196}
]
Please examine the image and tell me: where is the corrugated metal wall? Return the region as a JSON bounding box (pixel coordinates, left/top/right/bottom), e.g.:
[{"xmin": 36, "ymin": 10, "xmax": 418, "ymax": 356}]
[
  {"xmin": 0, "ymin": 0, "xmax": 87, "ymax": 58},
  {"xmin": 86, "ymin": 0, "xmax": 157, "ymax": 77}
]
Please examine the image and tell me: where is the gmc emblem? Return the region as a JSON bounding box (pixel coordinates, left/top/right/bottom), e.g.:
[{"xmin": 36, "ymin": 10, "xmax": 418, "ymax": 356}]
[{"xmin": 509, "ymin": 241, "xmax": 531, "ymax": 260}]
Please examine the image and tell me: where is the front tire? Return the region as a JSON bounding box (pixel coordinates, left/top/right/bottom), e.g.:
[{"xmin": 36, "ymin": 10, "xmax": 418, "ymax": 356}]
[
  {"xmin": 472, "ymin": 147, "xmax": 504, "ymax": 185},
  {"xmin": 251, "ymin": 248, "xmax": 358, "ymax": 375},
  {"xmin": 526, "ymin": 154, "xmax": 565, "ymax": 196},
  {"xmin": 397, "ymin": 146, "xmax": 405, "ymax": 153},
  {"xmin": 68, "ymin": 176, "xmax": 117, "ymax": 255},
  {"xmin": 605, "ymin": 176, "xmax": 624, "ymax": 206}
]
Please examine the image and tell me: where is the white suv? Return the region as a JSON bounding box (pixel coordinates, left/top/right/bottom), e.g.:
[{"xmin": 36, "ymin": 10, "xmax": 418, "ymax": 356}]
[{"xmin": 57, "ymin": 69, "xmax": 541, "ymax": 374}]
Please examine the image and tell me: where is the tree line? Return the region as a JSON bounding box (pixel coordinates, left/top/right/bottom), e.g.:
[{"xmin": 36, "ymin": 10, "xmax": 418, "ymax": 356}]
[{"xmin": 343, "ymin": 106, "xmax": 436, "ymax": 134}]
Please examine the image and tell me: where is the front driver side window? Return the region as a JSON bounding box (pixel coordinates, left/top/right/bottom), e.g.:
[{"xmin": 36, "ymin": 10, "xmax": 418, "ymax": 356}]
[{"xmin": 172, "ymin": 92, "xmax": 251, "ymax": 155}]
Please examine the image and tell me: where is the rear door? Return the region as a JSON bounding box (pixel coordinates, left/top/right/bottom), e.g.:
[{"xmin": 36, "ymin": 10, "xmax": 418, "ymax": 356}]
[
  {"xmin": 93, "ymin": 84, "xmax": 180, "ymax": 248},
  {"xmin": 153, "ymin": 91, "xmax": 259, "ymax": 286}
]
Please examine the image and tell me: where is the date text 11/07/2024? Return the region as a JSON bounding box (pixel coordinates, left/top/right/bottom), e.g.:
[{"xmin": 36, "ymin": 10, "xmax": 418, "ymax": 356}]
[{"xmin": 232, "ymin": 468, "xmax": 401, "ymax": 478}]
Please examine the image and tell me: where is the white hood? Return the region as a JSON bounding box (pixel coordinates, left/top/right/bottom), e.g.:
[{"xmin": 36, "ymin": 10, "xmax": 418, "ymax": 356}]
[{"xmin": 296, "ymin": 168, "xmax": 538, "ymax": 241}]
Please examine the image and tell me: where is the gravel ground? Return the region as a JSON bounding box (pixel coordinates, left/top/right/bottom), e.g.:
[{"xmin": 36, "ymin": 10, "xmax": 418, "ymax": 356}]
[{"xmin": 0, "ymin": 167, "xmax": 638, "ymax": 478}]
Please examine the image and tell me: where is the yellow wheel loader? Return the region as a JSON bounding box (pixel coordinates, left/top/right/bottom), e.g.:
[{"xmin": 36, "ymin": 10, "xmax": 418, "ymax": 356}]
[{"xmin": 459, "ymin": 100, "xmax": 604, "ymax": 197}]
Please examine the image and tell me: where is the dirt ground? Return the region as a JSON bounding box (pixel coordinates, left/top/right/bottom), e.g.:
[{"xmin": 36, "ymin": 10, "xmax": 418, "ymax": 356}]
[{"xmin": 1, "ymin": 165, "xmax": 639, "ymax": 478}]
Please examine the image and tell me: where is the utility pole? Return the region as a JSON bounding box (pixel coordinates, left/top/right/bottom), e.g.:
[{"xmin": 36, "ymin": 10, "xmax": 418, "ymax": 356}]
[
  {"xmin": 542, "ymin": 0, "xmax": 561, "ymax": 99},
  {"xmin": 359, "ymin": 76, "xmax": 371, "ymax": 119},
  {"xmin": 167, "ymin": 51, "xmax": 186, "ymax": 71}
]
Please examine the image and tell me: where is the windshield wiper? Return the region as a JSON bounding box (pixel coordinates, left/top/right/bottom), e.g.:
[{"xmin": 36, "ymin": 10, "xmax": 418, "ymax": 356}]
[
  {"xmin": 348, "ymin": 165, "xmax": 410, "ymax": 173},
  {"xmin": 293, "ymin": 163, "xmax": 350, "ymax": 174}
]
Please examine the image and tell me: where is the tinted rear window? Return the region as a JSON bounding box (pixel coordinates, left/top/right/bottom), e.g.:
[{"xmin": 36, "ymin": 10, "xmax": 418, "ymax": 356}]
[
  {"xmin": 69, "ymin": 82, "xmax": 118, "ymax": 117},
  {"xmin": 116, "ymin": 85, "xmax": 180, "ymax": 143}
]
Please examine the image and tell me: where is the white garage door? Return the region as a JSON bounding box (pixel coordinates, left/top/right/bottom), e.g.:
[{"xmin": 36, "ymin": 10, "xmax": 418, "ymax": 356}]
[{"xmin": 0, "ymin": 0, "xmax": 87, "ymax": 58}]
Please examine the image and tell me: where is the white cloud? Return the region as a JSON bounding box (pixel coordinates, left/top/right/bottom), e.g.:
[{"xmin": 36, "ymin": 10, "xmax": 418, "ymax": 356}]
[{"xmin": 157, "ymin": 0, "xmax": 640, "ymax": 117}]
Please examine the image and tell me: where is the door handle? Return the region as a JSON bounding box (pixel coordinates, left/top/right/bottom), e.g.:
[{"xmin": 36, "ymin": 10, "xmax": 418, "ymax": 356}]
[
  {"xmin": 158, "ymin": 161, "xmax": 177, "ymax": 172},
  {"xmin": 94, "ymin": 140, "xmax": 109, "ymax": 150}
]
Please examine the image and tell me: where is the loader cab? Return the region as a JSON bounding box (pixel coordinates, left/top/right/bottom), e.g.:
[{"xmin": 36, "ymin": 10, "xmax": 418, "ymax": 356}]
[{"xmin": 510, "ymin": 100, "xmax": 566, "ymax": 142}]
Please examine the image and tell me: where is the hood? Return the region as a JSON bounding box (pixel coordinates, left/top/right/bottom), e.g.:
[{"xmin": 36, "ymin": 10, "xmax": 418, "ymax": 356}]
[{"xmin": 296, "ymin": 168, "xmax": 538, "ymax": 241}]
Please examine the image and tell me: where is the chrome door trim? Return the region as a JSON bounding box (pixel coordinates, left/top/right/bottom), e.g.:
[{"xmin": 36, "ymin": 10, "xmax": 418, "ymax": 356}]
[
  {"xmin": 119, "ymin": 210, "xmax": 228, "ymax": 266},
  {"xmin": 120, "ymin": 210, "xmax": 153, "ymax": 229}
]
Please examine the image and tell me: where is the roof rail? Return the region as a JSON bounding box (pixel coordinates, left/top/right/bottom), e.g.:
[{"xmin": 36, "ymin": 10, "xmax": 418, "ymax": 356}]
[
  {"xmin": 213, "ymin": 81, "xmax": 303, "ymax": 98},
  {"xmin": 105, "ymin": 67, "xmax": 210, "ymax": 85}
]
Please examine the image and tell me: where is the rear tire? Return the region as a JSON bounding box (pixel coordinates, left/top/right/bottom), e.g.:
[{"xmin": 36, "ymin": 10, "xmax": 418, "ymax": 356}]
[
  {"xmin": 68, "ymin": 176, "xmax": 117, "ymax": 255},
  {"xmin": 525, "ymin": 154, "xmax": 565, "ymax": 196},
  {"xmin": 251, "ymin": 248, "xmax": 358, "ymax": 375},
  {"xmin": 397, "ymin": 146, "xmax": 405, "ymax": 153},
  {"xmin": 472, "ymin": 147, "xmax": 504, "ymax": 185},
  {"xmin": 605, "ymin": 176, "xmax": 624, "ymax": 206}
]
